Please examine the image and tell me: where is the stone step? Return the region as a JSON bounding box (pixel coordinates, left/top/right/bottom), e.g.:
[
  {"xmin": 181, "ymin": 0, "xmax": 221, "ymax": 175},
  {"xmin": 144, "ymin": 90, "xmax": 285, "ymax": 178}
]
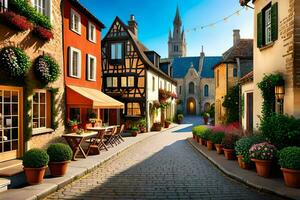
[
  {"xmin": 0, "ymin": 165, "xmax": 23, "ymax": 177},
  {"xmin": 0, "ymin": 159, "xmax": 22, "ymax": 171},
  {"xmin": 0, "ymin": 178, "xmax": 10, "ymax": 193}
]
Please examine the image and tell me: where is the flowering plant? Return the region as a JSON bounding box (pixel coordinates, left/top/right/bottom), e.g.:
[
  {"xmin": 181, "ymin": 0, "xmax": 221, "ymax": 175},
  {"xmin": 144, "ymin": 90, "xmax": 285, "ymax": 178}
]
[
  {"xmin": 33, "ymin": 26, "xmax": 54, "ymax": 41},
  {"xmin": 249, "ymin": 142, "xmax": 277, "ymax": 160},
  {"xmin": 221, "ymin": 133, "xmax": 240, "ymax": 149},
  {"xmin": 170, "ymin": 92, "xmax": 177, "ymax": 99},
  {"xmin": 34, "ymin": 55, "xmax": 60, "ymax": 84},
  {"xmin": 159, "ymin": 89, "xmax": 172, "ymax": 102},
  {"xmin": 152, "ymin": 100, "xmax": 160, "ymax": 109},
  {"xmin": 1, "ymin": 11, "xmax": 33, "ymax": 31}
]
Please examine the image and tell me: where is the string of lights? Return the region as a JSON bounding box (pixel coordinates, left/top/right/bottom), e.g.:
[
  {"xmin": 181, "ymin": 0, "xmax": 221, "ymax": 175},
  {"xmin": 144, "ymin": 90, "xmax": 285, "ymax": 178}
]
[{"xmin": 186, "ymin": 7, "xmax": 247, "ymax": 33}]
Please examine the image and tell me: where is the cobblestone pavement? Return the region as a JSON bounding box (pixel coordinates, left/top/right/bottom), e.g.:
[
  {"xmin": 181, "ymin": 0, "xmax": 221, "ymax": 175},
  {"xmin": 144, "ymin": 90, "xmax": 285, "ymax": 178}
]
[{"xmin": 45, "ymin": 122, "xmax": 282, "ymax": 200}]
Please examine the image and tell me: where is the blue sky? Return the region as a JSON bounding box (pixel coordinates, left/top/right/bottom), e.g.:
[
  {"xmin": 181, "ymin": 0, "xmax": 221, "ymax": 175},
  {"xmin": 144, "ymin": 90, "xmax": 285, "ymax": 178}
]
[{"xmin": 79, "ymin": 0, "xmax": 254, "ymax": 58}]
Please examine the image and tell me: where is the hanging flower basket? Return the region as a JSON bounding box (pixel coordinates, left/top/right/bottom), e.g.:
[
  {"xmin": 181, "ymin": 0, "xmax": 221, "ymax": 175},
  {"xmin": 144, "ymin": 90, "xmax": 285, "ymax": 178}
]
[
  {"xmin": 32, "ymin": 26, "xmax": 54, "ymax": 41},
  {"xmin": 0, "ymin": 11, "xmax": 33, "ymax": 31},
  {"xmin": 159, "ymin": 89, "xmax": 172, "ymax": 102},
  {"xmin": 34, "ymin": 55, "xmax": 60, "ymax": 84},
  {"xmin": 0, "ymin": 47, "xmax": 30, "ymax": 78}
]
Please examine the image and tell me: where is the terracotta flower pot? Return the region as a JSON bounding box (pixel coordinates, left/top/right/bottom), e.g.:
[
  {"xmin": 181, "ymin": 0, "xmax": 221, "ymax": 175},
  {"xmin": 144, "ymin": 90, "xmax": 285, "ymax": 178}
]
[
  {"xmin": 70, "ymin": 125, "xmax": 78, "ymax": 133},
  {"xmin": 203, "ymin": 117, "xmax": 209, "ymax": 125},
  {"xmin": 196, "ymin": 136, "xmax": 200, "ymax": 143},
  {"xmin": 223, "ymin": 148, "xmax": 235, "ymax": 160},
  {"xmin": 207, "ymin": 140, "xmax": 213, "ymax": 150},
  {"xmin": 131, "ymin": 131, "xmax": 138, "ymax": 137},
  {"xmin": 49, "ymin": 161, "xmax": 70, "ymax": 177},
  {"xmin": 200, "ymin": 139, "xmax": 207, "ymax": 146},
  {"xmin": 215, "ymin": 144, "xmax": 223, "ymax": 154},
  {"xmin": 139, "ymin": 127, "xmax": 146, "ymax": 133},
  {"xmin": 24, "ymin": 166, "xmax": 47, "ymax": 185},
  {"xmin": 251, "ymin": 159, "xmax": 272, "ymax": 178},
  {"xmin": 164, "ymin": 122, "xmax": 171, "ymax": 128},
  {"xmin": 281, "ymin": 168, "xmax": 300, "ymax": 188},
  {"xmin": 237, "ymin": 155, "xmax": 251, "ymax": 170},
  {"xmin": 193, "ymin": 134, "xmax": 196, "ymax": 139}
]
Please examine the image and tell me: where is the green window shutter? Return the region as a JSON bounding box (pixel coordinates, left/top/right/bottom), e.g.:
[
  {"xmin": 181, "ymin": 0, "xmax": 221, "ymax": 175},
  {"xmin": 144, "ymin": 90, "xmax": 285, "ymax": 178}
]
[
  {"xmin": 271, "ymin": 2, "xmax": 278, "ymax": 42},
  {"xmin": 257, "ymin": 12, "xmax": 263, "ymax": 48}
]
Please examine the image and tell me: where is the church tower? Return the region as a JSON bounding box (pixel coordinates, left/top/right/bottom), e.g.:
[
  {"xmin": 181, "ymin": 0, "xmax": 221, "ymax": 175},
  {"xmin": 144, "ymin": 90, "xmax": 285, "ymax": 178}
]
[{"xmin": 168, "ymin": 6, "xmax": 187, "ymax": 59}]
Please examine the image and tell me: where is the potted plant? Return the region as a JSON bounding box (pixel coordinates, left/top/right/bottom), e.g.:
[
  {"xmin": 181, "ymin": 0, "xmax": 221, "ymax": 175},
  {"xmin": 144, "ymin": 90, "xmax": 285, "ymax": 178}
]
[
  {"xmin": 177, "ymin": 114, "xmax": 184, "ymax": 124},
  {"xmin": 235, "ymin": 135, "xmax": 264, "ymax": 170},
  {"xmin": 76, "ymin": 128, "xmax": 84, "ymax": 135},
  {"xmin": 138, "ymin": 118, "xmax": 147, "ymax": 133},
  {"xmin": 279, "ymin": 147, "xmax": 300, "ymax": 188},
  {"xmin": 68, "ymin": 119, "xmax": 78, "ymax": 133},
  {"xmin": 199, "ymin": 128, "xmax": 211, "ymax": 146},
  {"xmin": 249, "ymin": 142, "xmax": 277, "ymax": 178},
  {"xmin": 22, "ymin": 148, "xmax": 49, "ymax": 185},
  {"xmin": 88, "ymin": 111, "xmax": 97, "ymax": 127},
  {"xmin": 47, "ymin": 143, "xmax": 73, "ymax": 177},
  {"xmin": 164, "ymin": 119, "xmax": 172, "ymax": 128},
  {"xmin": 151, "ymin": 122, "xmax": 162, "ymax": 131},
  {"xmin": 201, "ymin": 112, "xmax": 210, "ymax": 125},
  {"xmin": 221, "ymin": 133, "xmax": 240, "ymax": 160},
  {"xmin": 131, "ymin": 126, "xmax": 140, "ymax": 137},
  {"xmin": 210, "ymin": 132, "xmax": 225, "ymax": 154}
]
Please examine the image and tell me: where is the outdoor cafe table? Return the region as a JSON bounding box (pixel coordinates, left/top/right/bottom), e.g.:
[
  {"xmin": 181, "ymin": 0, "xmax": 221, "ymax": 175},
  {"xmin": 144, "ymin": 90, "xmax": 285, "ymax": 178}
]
[{"xmin": 62, "ymin": 131, "xmax": 97, "ymax": 160}]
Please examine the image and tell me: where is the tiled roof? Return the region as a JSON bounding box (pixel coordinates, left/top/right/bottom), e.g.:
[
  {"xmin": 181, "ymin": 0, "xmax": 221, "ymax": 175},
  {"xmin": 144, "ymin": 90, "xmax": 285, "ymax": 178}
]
[
  {"xmin": 201, "ymin": 56, "xmax": 222, "ymax": 78},
  {"xmin": 222, "ymin": 39, "xmax": 253, "ymax": 62},
  {"xmin": 239, "ymin": 71, "xmax": 253, "ymax": 84},
  {"xmin": 172, "ymin": 56, "xmax": 222, "ymax": 78}
]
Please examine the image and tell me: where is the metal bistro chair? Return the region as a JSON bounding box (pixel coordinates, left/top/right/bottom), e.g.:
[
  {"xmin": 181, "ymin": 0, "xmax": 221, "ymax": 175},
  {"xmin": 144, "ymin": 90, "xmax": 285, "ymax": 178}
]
[{"xmin": 86, "ymin": 128, "xmax": 108, "ymax": 156}]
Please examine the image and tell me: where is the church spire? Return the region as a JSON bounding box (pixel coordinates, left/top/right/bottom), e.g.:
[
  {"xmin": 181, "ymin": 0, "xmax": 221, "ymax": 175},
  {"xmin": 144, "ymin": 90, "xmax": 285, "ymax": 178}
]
[{"xmin": 173, "ymin": 5, "xmax": 182, "ymax": 26}]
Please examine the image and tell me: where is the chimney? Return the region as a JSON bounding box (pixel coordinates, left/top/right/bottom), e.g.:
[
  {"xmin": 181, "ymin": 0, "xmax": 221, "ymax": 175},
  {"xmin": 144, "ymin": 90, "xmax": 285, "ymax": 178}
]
[
  {"xmin": 128, "ymin": 14, "xmax": 138, "ymax": 37},
  {"xmin": 233, "ymin": 29, "xmax": 240, "ymax": 46}
]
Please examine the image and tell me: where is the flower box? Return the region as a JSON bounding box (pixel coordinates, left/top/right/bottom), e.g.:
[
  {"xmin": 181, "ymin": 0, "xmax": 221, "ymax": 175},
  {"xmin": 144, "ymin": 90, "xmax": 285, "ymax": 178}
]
[{"xmin": 1, "ymin": 11, "xmax": 32, "ymax": 31}]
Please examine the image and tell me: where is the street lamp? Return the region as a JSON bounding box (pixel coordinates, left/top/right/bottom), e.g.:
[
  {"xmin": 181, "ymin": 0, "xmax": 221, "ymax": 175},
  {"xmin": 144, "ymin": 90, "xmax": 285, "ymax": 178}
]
[{"xmin": 275, "ymin": 80, "xmax": 285, "ymax": 114}]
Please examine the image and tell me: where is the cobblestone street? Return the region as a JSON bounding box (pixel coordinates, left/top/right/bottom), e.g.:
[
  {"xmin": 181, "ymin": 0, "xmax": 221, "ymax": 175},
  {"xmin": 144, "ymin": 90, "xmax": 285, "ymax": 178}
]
[{"xmin": 45, "ymin": 118, "xmax": 282, "ymax": 200}]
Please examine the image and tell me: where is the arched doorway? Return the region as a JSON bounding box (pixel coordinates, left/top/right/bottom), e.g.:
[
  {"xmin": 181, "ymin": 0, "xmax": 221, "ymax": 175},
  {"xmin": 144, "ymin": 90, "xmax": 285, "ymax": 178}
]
[
  {"xmin": 187, "ymin": 97, "xmax": 196, "ymax": 115},
  {"xmin": 204, "ymin": 102, "xmax": 210, "ymax": 111}
]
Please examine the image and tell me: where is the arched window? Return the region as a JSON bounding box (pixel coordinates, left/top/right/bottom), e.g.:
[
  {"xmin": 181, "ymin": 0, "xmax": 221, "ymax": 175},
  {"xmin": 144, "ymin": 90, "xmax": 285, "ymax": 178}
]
[
  {"xmin": 204, "ymin": 85, "xmax": 209, "ymax": 97},
  {"xmin": 189, "ymin": 82, "xmax": 194, "ymax": 94}
]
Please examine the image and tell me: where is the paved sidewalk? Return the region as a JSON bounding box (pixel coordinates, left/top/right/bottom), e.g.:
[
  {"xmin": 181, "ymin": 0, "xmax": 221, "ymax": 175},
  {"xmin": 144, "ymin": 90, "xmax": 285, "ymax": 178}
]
[
  {"xmin": 189, "ymin": 138, "xmax": 300, "ymax": 200},
  {"xmin": 45, "ymin": 124, "xmax": 281, "ymax": 200},
  {"xmin": 0, "ymin": 126, "xmax": 176, "ymax": 200}
]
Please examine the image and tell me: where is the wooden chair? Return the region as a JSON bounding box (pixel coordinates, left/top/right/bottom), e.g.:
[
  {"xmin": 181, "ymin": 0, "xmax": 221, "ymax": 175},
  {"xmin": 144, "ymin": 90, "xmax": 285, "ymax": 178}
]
[
  {"xmin": 114, "ymin": 124, "xmax": 125, "ymax": 143},
  {"xmin": 86, "ymin": 129, "xmax": 108, "ymax": 156},
  {"xmin": 105, "ymin": 126, "xmax": 118, "ymax": 147}
]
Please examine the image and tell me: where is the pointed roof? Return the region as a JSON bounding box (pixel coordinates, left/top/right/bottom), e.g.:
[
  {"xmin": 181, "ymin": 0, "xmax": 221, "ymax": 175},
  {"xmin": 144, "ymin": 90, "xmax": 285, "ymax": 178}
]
[{"xmin": 173, "ymin": 6, "xmax": 182, "ymax": 26}]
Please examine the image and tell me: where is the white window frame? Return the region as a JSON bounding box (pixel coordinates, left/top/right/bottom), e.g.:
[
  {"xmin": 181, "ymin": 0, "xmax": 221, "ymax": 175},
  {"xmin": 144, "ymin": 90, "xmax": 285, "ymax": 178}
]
[
  {"xmin": 1, "ymin": 0, "xmax": 8, "ymax": 8},
  {"xmin": 32, "ymin": 90, "xmax": 47, "ymax": 129},
  {"xmin": 88, "ymin": 22, "xmax": 96, "ymax": 43},
  {"xmin": 87, "ymin": 54, "xmax": 96, "ymax": 81},
  {"xmin": 31, "ymin": 0, "xmax": 52, "ymax": 22},
  {"xmin": 265, "ymin": 7, "xmax": 272, "ymax": 45},
  {"xmin": 68, "ymin": 47, "xmax": 81, "ymax": 78},
  {"xmin": 70, "ymin": 8, "xmax": 81, "ymax": 35}
]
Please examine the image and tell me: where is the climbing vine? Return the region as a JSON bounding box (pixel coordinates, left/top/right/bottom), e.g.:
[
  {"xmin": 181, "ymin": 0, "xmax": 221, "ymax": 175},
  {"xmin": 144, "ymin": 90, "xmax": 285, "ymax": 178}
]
[
  {"xmin": 50, "ymin": 88, "xmax": 59, "ymax": 130},
  {"xmin": 222, "ymin": 85, "xmax": 239, "ymax": 124}
]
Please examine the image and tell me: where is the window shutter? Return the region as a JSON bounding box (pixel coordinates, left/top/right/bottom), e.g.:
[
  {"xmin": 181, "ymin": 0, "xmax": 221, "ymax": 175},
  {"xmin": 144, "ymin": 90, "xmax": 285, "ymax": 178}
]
[
  {"xmin": 271, "ymin": 2, "xmax": 278, "ymax": 42},
  {"xmin": 257, "ymin": 11, "xmax": 263, "ymax": 48}
]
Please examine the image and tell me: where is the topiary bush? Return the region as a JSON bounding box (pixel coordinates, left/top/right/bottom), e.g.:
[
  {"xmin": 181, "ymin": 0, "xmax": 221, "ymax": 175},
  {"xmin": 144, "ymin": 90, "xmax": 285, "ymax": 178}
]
[
  {"xmin": 209, "ymin": 131, "xmax": 225, "ymax": 144},
  {"xmin": 0, "ymin": 47, "xmax": 30, "ymax": 77},
  {"xmin": 23, "ymin": 148, "xmax": 49, "ymax": 168},
  {"xmin": 47, "ymin": 143, "xmax": 73, "ymax": 162},
  {"xmin": 279, "ymin": 147, "xmax": 300, "ymax": 170},
  {"xmin": 34, "ymin": 55, "xmax": 60, "ymax": 84},
  {"xmin": 260, "ymin": 113, "xmax": 300, "ymax": 150},
  {"xmin": 192, "ymin": 125, "xmax": 212, "ymax": 140},
  {"xmin": 235, "ymin": 134, "xmax": 265, "ymax": 164},
  {"xmin": 221, "ymin": 133, "xmax": 240, "ymax": 149}
]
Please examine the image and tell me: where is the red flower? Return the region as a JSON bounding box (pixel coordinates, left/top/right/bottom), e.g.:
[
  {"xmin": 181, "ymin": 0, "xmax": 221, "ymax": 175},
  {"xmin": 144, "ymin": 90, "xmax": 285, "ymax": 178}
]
[
  {"xmin": 1, "ymin": 11, "xmax": 32, "ymax": 31},
  {"xmin": 33, "ymin": 26, "xmax": 54, "ymax": 41}
]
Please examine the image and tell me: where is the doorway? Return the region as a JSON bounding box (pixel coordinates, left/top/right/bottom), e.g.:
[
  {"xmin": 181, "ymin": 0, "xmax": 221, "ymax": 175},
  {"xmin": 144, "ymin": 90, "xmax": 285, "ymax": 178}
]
[
  {"xmin": 187, "ymin": 97, "xmax": 196, "ymax": 115},
  {"xmin": 246, "ymin": 92, "xmax": 253, "ymax": 132}
]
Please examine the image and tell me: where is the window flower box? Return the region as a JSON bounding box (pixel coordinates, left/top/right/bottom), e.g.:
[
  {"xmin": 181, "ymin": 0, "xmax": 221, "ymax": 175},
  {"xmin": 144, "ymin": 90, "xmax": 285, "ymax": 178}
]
[{"xmin": 0, "ymin": 11, "xmax": 33, "ymax": 31}]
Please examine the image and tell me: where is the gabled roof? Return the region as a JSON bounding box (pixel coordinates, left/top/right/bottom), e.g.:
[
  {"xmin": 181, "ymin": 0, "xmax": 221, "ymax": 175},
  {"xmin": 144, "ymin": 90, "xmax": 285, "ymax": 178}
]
[
  {"xmin": 239, "ymin": 71, "xmax": 253, "ymax": 84},
  {"xmin": 67, "ymin": 0, "xmax": 105, "ymax": 29},
  {"xmin": 172, "ymin": 56, "xmax": 222, "ymax": 78},
  {"xmin": 103, "ymin": 17, "xmax": 176, "ymax": 85},
  {"xmin": 222, "ymin": 39, "xmax": 253, "ymax": 62}
]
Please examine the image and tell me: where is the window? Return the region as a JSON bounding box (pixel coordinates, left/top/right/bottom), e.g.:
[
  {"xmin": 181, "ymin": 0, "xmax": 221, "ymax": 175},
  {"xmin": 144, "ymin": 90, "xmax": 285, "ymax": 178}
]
[
  {"xmin": 0, "ymin": 0, "xmax": 8, "ymax": 11},
  {"xmin": 68, "ymin": 47, "xmax": 81, "ymax": 78},
  {"xmin": 152, "ymin": 76, "xmax": 155, "ymax": 91},
  {"xmin": 189, "ymin": 82, "xmax": 194, "ymax": 94},
  {"xmin": 88, "ymin": 22, "xmax": 96, "ymax": 43},
  {"xmin": 257, "ymin": 3, "xmax": 278, "ymax": 48},
  {"xmin": 107, "ymin": 77, "xmax": 118, "ymax": 87},
  {"xmin": 179, "ymin": 86, "xmax": 182, "ymax": 94},
  {"xmin": 216, "ymin": 70, "xmax": 219, "ymax": 87},
  {"xmin": 204, "ymin": 85, "xmax": 209, "ymax": 97},
  {"xmin": 127, "ymin": 102, "xmax": 141, "ymax": 116},
  {"xmin": 174, "ymin": 45, "xmax": 179, "ymax": 52},
  {"xmin": 32, "ymin": 0, "xmax": 52, "ymax": 20},
  {"xmin": 111, "ymin": 43, "xmax": 123, "ymax": 60},
  {"xmin": 128, "ymin": 76, "xmax": 134, "ymax": 87},
  {"xmin": 87, "ymin": 54, "xmax": 96, "ymax": 81},
  {"xmin": 233, "ymin": 68, "xmax": 238, "ymax": 77},
  {"xmin": 70, "ymin": 9, "xmax": 81, "ymax": 34},
  {"xmin": 33, "ymin": 90, "xmax": 47, "ymax": 129},
  {"xmin": 69, "ymin": 108, "xmax": 80, "ymax": 122}
]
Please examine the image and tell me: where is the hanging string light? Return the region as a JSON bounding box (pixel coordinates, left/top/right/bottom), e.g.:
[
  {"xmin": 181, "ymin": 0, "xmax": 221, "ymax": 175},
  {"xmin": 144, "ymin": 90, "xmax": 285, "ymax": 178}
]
[{"xmin": 186, "ymin": 7, "xmax": 246, "ymax": 32}]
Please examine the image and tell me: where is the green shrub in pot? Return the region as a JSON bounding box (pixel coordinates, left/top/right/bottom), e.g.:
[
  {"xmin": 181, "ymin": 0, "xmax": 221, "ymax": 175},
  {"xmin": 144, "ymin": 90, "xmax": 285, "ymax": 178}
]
[
  {"xmin": 209, "ymin": 131, "xmax": 225, "ymax": 144},
  {"xmin": 47, "ymin": 143, "xmax": 72, "ymax": 162},
  {"xmin": 279, "ymin": 147, "xmax": 300, "ymax": 170},
  {"xmin": 23, "ymin": 148, "xmax": 49, "ymax": 168}
]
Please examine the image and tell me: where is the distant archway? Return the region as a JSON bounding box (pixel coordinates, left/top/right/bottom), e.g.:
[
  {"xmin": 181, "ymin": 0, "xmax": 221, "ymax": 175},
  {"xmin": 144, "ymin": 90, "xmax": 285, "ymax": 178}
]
[
  {"xmin": 187, "ymin": 97, "xmax": 196, "ymax": 115},
  {"xmin": 204, "ymin": 102, "xmax": 210, "ymax": 112}
]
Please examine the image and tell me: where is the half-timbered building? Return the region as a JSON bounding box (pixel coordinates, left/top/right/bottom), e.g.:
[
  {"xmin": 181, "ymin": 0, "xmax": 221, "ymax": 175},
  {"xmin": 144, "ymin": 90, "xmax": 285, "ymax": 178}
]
[{"xmin": 102, "ymin": 15, "xmax": 177, "ymax": 130}]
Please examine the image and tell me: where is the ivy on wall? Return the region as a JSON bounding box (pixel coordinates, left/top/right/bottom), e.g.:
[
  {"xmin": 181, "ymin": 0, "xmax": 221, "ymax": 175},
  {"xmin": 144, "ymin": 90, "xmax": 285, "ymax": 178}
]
[
  {"xmin": 50, "ymin": 88, "xmax": 59, "ymax": 130},
  {"xmin": 222, "ymin": 85, "xmax": 240, "ymax": 124}
]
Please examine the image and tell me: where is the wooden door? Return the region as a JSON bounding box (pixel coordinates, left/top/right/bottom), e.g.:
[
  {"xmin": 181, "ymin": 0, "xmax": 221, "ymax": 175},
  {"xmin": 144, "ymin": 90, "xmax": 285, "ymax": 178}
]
[
  {"xmin": 187, "ymin": 97, "xmax": 196, "ymax": 115},
  {"xmin": 246, "ymin": 92, "xmax": 253, "ymax": 132}
]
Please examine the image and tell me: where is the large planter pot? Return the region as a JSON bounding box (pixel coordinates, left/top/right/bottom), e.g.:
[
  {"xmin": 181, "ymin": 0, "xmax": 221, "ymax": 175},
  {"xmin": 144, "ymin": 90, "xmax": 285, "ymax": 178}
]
[
  {"xmin": 203, "ymin": 117, "xmax": 209, "ymax": 125},
  {"xmin": 237, "ymin": 155, "xmax": 251, "ymax": 170},
  {"xmin": 164, "ymin": 121, "xmax": 171, "ymax": 128},
  {"xmin": 24, "ymin": 166, "xmax": 47, "ymax": 185},
  {"xmin": 251, "ymin": 159, "xmax": 272, "ymax": 178},
  {"xmin": 193, "ymin": 134, "xmax": 196, "ymax": 139},
  {"xmin": 207, "ymin": 140, "xmax": 213, "ymax": 150},
  {"xmin": 215, "ymin": 144, "xmax": 223, "ymax": 154},
  {"xmin": 223, "ymin": 148, "xmax": 235, "ymax": 160},
  {"xmin": 131, "ymin": 131, "xmax": 139, "ymax": 137},
  {"xmin": 151, "ymin": 123, "xmax": 162, "ymax": 131},
  {"xmin": 196, "ymin": 136, "xmax": 200, "ymax": 143},
  {"xmin": 49, "ymin": 161, "xmax": 70, "ymax": 177},
  {"xmin": 281, "ymin": 168, "xmax": 300, "ymax": 188},
  {"xmin": 139, "ymin": 127, "xmax": 146, "ymax": 133},
  {"xmin": 200, "ymin": 138, "xmax": 207, "ymax": 146}
]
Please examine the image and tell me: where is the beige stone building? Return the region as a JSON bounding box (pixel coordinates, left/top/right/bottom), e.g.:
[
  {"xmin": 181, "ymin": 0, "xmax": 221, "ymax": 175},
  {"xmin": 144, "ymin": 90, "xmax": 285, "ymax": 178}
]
[
  {"xmin": 0, "ymin": 0, "xmax": 65, "ymax": 163},
  {"xmin": 248, "ymin": 0, "xmax": 300, "ymax": 128}
]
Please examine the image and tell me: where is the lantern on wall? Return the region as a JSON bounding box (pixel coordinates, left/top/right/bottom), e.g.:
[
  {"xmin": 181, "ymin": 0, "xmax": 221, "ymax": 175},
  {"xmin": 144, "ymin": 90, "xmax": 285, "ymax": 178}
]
[{"xmin": 275, "ymin": 80, "xmax": 285, "ymax": 114}]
